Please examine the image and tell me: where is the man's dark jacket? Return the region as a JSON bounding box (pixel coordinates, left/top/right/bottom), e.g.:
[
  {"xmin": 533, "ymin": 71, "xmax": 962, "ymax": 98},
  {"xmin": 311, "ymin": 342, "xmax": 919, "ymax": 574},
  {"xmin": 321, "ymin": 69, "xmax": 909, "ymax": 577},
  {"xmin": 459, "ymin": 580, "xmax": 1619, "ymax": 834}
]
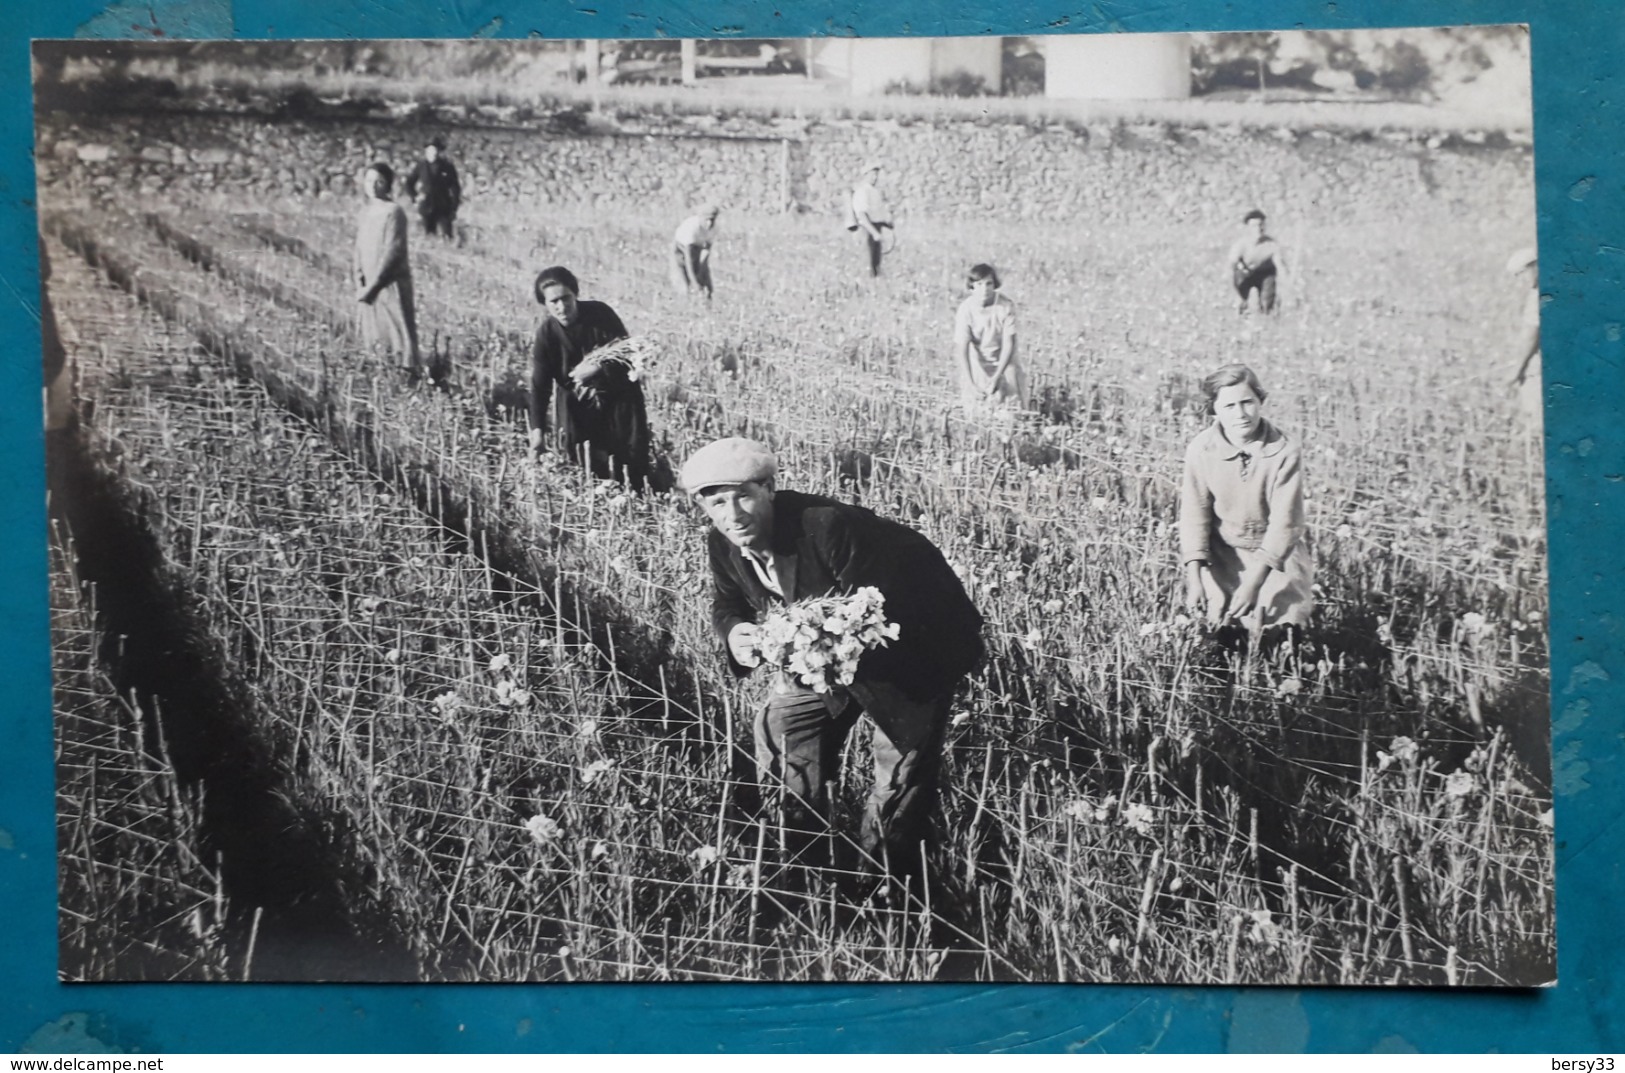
[
  {"xmin": 709, "ymin": 490, "xmax": 984, "ymax": 704},
  {"xmin": 405, "ymin": 157, "xmax": 462, "ymax": 218}
]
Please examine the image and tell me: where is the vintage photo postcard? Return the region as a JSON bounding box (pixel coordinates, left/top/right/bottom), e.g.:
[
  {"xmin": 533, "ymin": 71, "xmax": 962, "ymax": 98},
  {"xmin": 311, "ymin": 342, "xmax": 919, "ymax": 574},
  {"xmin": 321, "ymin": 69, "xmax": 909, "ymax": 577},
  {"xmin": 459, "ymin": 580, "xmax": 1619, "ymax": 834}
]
[{"xmin": 35, "ymin": 28, "xmax": 1551, "ymax": 985}]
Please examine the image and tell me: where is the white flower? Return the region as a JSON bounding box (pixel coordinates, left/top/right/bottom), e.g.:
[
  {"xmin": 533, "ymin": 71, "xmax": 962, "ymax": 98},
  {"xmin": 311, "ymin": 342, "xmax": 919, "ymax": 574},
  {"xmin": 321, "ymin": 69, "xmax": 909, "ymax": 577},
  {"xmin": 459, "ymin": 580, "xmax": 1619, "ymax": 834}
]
[
  {"xmin": 1042, "ymin": 599, "xmax": 1064, "ymax": 615},
  {"xmin": 1107, "ymin": 936, "xmax": 1123, "ymax": 956},
  {"xmin": 1276, "ymin": 676, "xmax": 1304, "ymax": 697},
  {"xmin": 1123, "ymin": 802, "xmax": 1155, "ymax": 836},
  {"xmin": 690, "ymin": 845, "xmax": 719, "ymax": 866},
  {"xmin": 577, "ymin": 719, "xmax": 598, "ymax": 739},
  {"xmin": 590, "ymin": 841, "xmax": 609, "ymax": 860},
  {"xmin": 580, "ymin": 759, "xmax": 615, "ymax": 786},
  {"xmin": 725, "ymin": 863, "xmax": 752, "ymax": 887},
  {"xmin": 1022, "ymin": 627, "xmax": 1043, "ymax": 650},
  {"xmin": 1389, "ymin": 736, "xmax": 1420, "ymax": 764},
  {"xmin": 1091, "ymin": 496, "xmax": 1108, "ymax": 510},
  {"xmin": 495, "ymin": 680, "xmax": 531, "ymax": 708},
  {"xmin": 384, "ymin": 648, "xmax": 402, "ymax": 664},
  {"xmin": 1138, "ymin": 622, "xmax": 1161, "ymax": 638},
  {"xmin": 1063, "ymin": 799, "xmax": 1092, "ymax": 822},
  {"xmin": 1539, "ymin": 809, "xmax": 1554, "ymax": 829},
  {"xmin": 524, "ymin": 814, "xmax": 562, "ymax": 844},
  {"xmin": 432, "ymin": 691, "xmax": 461, "ymax": 714},
  {"xmin": 1247, "ymin": 909, "xmax": 1279, "ymax": 945},
  {"xmin": 1444, "ymin": 770, "xmax": 1476, "ymax": 798},
  {"xmin": 489, "ymin": 653, "xmax": 513, "ymax": 673},
  {"xmin": 950, "ymin": 710, "xmax": 972, "ymax": 727}
]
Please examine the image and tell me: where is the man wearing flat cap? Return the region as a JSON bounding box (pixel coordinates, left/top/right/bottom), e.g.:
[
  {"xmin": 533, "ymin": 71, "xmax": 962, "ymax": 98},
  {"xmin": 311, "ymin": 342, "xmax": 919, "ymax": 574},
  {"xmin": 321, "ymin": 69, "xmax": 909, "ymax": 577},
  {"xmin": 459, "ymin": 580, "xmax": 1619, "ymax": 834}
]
[
  {"xmin": 404, "ymin": 136, "xmax": 462, "ymax": 240},
  {"xmin": 682, "ymin": 437, "xmax": 983, "ymax": 875}
]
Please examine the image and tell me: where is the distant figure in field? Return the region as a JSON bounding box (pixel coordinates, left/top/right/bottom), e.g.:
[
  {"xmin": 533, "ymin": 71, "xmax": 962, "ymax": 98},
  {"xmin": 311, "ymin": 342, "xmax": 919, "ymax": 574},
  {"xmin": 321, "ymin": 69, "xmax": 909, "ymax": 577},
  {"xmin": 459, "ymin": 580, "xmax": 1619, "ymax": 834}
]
[
  {"xmin": 529, "ymin": 265, "xmax": 653, "ymax": 490},
  {"xmin": 953, "ymin": 263, "xmax": 1027, "ymax": 419},
  {"xmin": 845, "ymin": 161, "xmax": 894, "ymax": 278},
  {"xmin": 1505, "ymin": 246, "xmax": 1542, "ymax": 440},
  {"xmin": 682, "ymin": 436, "xmax": 983, "ymax": 877},
  {"xmin": 353, "ymin": 162, "xmax": 422, "ymax": 377},
  {"xmin": 1227, "ymin": 209, "xmax": 1285, "ymax": 315},
  {"xmin": 671, "ymin": 203, "xmax": 720, "ymax": 300},
  {"xmin": 403, "ymin": 137, "xmax": 462, "ymax": 240},
  {"xmin": 39, "ymin": 237, "xmax": 74, "ymax": 434},
  {"xmin": 1180, "ymin": 364, "xmax": 1313, "ymax": 631}
]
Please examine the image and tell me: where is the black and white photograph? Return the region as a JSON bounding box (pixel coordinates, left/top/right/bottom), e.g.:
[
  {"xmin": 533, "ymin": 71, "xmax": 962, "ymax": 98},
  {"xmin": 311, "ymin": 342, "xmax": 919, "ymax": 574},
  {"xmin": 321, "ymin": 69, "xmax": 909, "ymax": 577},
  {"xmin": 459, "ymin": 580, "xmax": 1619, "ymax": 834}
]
[{"xmin": 36, "ymin": 28, "xmax": 1553, "ymax": 986}]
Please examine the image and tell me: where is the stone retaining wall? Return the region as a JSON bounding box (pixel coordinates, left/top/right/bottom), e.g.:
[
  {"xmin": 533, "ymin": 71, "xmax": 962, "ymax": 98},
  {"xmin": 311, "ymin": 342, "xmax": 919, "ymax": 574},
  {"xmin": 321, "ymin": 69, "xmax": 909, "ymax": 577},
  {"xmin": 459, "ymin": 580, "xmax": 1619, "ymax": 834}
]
[{"xmin": 37, "ymin": 109, "xmax": 1533, "ymax": 229}]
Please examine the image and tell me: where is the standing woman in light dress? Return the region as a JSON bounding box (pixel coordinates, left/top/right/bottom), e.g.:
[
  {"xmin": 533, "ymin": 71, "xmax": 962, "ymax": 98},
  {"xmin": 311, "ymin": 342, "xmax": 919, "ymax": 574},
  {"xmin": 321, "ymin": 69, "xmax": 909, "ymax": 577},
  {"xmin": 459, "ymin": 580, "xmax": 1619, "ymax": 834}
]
[
  {"xmin": 953, "ymin": 263, "xmax": 1027, "ymax": 419},
  {"xmin": 353, "ymin": 162, "xmax": 422, "ymax": 378},
  {"xmin": 1179, "ymin": 364, "xmax": 1313, "ymax": 632}
]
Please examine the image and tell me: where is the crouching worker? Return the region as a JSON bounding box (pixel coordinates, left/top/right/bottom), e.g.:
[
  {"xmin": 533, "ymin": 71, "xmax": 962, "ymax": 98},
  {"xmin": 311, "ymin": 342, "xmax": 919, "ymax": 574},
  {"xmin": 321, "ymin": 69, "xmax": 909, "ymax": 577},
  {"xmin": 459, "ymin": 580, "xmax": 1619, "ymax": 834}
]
[{"xmin": 682, "ymin": 437, "xmax": 983, "ymax": 882}]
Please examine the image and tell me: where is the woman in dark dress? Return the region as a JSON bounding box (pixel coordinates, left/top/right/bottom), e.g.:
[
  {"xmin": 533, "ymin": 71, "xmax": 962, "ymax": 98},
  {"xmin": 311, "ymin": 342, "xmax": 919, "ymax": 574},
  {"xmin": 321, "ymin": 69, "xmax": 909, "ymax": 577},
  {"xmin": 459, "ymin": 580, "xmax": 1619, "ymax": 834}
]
[{"xmin": 528, "ymin": 265, "xmax": 653, "ymax": 490}]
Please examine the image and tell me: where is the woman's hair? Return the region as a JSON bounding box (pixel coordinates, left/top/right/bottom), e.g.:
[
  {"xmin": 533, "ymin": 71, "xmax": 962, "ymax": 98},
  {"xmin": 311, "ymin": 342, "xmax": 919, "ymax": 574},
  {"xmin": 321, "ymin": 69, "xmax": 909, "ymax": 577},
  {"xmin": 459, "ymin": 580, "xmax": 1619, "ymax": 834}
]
[
  {"xmin": 367, "ymin": 162, "xmax": 394, "ymax": 192},
  {"xmin": 534, "ymin": 265, "xmax": 580, "ymax": 304},
  {"xmin": 966, "ymin": 263, "xmax": 1001, "ymax": 289},
  {"xmin": 1201, "ymin": 364, "xmax": 1268, "ymax": 412},
  {"xmin": 1243, "ymin": 208, "xmax": 1266, "ymax": 224}
]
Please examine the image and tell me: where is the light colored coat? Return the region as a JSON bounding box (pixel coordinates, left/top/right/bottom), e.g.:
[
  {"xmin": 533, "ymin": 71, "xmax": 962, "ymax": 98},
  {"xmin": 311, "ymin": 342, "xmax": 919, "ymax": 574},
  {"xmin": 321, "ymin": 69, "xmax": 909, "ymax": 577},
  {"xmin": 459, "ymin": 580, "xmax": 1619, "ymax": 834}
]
[
  {"xmin": 1180, "ymin": 418, "xmax": 1314, "ymax": 627},
  {"xmin": 353, "ymin": 198, "xmax": 420, "ymax": 363}
]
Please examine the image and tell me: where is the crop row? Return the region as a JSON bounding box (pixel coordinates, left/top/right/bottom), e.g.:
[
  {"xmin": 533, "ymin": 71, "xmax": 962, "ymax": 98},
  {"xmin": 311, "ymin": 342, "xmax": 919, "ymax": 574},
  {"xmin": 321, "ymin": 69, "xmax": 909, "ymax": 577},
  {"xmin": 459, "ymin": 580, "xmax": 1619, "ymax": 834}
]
[{"xmin": 51, "ymin": 494, "xmax": 234, "ymax": 981}]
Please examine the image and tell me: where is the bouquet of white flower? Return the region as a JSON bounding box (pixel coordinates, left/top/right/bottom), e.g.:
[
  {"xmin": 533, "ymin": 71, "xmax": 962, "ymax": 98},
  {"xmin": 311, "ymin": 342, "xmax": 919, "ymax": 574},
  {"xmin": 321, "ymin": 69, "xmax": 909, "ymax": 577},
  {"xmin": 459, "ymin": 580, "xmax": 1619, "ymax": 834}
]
[
  {"xmin": 747, "ymin": 586, "xmax": 901, "ymax": 694},
  {"xmin": 569, "ymin": 335, "xmax": 661, "ymax": 390}
]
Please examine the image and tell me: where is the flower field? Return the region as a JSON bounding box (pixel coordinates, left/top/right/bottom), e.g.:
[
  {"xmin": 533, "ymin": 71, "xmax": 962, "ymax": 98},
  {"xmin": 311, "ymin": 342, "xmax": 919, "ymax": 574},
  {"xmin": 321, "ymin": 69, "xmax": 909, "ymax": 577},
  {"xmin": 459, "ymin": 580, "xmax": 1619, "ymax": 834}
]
[{"xmin": 42, "ymin": 107, "xmax": 1551, "ymax": 984}]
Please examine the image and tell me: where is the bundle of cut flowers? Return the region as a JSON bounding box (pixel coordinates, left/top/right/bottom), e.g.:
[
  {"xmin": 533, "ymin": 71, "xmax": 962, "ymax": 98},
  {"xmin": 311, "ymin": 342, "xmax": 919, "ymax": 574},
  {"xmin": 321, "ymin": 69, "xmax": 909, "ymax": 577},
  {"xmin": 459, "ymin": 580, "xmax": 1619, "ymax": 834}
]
[
  {"xmin": 571, "ymin": 335, "xmax": 661, "ymax": 388},
  {"xmin": 748, "ymin": 586, "xmax": 901, "ymax": 694}
]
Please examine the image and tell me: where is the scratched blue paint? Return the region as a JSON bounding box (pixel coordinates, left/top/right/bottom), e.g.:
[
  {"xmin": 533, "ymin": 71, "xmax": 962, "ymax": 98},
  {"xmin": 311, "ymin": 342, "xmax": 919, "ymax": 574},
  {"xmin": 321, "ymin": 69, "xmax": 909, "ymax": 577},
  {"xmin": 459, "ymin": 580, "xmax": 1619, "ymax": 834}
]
[
  {"xmin": 1, "ymin": 0, "xmax": 1621, "ymax": 1055},
  {"xmin": 76, "ymin": 0, "xmax": 233, "ymax": 39}
]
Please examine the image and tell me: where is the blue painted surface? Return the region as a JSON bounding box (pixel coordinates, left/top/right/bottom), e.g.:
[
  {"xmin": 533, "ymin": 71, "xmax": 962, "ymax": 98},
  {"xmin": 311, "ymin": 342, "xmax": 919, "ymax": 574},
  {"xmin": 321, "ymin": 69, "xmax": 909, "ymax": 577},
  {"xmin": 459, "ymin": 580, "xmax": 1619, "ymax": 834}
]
[{"xmin": 1, "ymin": 0, "xmax": 1619, "ymax": 1053}]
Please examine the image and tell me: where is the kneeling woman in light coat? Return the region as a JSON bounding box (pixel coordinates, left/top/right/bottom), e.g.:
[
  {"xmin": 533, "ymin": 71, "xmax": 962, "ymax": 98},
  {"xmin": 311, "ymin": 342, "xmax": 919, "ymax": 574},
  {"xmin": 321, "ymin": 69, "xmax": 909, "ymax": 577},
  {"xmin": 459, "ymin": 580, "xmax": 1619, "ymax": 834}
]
[{"xmin": 1179, "ymin": 363, "xmax": 1314, "ymax": 630}]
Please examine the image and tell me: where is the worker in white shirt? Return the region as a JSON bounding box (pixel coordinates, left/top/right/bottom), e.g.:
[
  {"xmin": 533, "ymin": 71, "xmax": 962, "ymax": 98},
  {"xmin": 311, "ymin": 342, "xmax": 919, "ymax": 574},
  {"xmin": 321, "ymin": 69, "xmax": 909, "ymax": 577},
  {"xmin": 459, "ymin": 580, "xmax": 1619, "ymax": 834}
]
[
  {"xmin": 671, "ymin": 203, "xmax": 720, "ymax": 300},
  {"xmin": 846, "ymin": 161, "xmax": 893, "ymax": 278},
  {"xmin": 1226, "ymin": 209, "xmax": 1285, "ymax": 314}
]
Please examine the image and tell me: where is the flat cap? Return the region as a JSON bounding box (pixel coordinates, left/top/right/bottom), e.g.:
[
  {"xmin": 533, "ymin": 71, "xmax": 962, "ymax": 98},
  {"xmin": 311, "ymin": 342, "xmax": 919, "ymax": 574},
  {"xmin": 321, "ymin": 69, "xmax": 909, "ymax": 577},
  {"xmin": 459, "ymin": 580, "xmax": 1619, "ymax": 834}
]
[
  {"xmin": 1505, "ymin": 246, "xmax": 1538, "ymax": 274},
  {"xmin": 680, "ymin": 437, "xmax": 777, "ymax": 494}
]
